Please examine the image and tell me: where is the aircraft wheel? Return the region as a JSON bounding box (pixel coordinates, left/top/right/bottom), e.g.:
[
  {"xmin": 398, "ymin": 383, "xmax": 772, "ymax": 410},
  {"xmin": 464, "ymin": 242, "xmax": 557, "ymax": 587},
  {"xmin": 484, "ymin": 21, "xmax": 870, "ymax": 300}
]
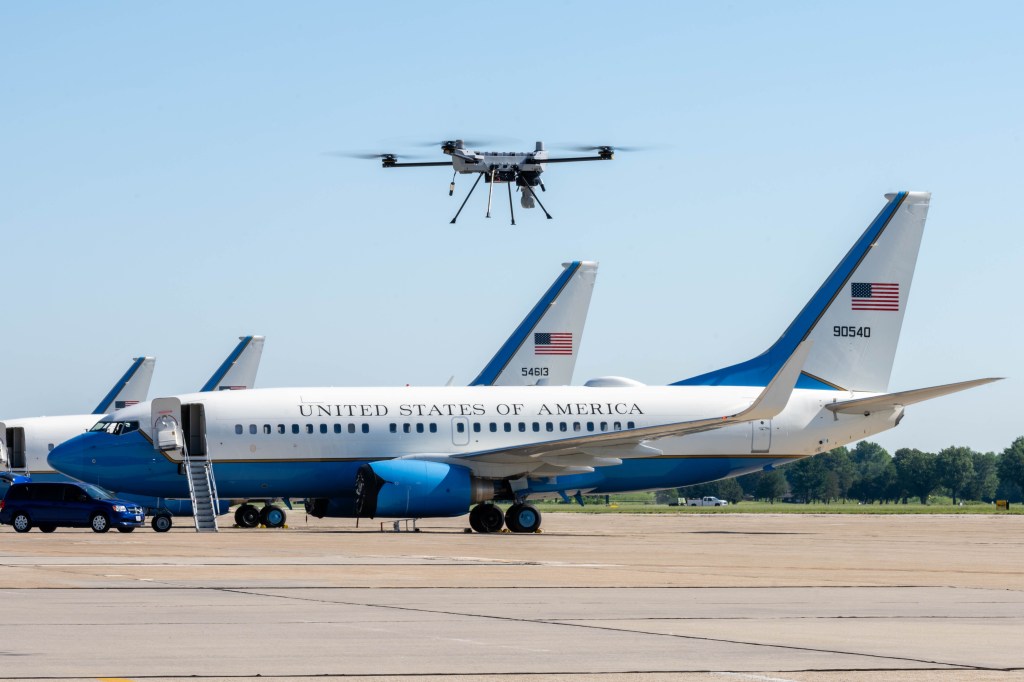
[
  {"xmin": 235, "ymin": 504, "xmax": 260, "ymax": 528},
  {"xmin": 117, "ymin": 527, "xmax": 135, "ymax": 533},
  {"xmin": 260, "ymin": 505, "xmax": 286, "ymax": 528},
  {"xmin": 468, "ymin": 505, "xmax": 486, "ymax": 532},
  {"xmin": 505, "ymin": 504, "xmax": 541, "ymax": 534},
  {"xmin": 39, "ymin": 524, "xmax": 57, "ymax": 533},
  {"xmin": 12, "ymin": 512, "xmax": 32, "ymax": 533},
  {"xmin": 469, "ymin": 503, "xmax": 504, "ymax": 533},
  {"xmin": 90, "ymin": 513, "xmax": 110, "ymax": 533},
  {"xmin": 151, "ymin": 514, "xmax": 173, "ymax": 532}
]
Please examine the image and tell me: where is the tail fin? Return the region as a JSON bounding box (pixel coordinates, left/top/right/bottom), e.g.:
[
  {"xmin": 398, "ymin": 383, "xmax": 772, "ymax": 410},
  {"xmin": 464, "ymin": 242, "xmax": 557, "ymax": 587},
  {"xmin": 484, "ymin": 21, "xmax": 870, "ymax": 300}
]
[
  {"xmin": 200, "ymin": 335, "xmax": 265, "ymax": 391},
  {"xmin": 675, "ymin": 191, "xmax": 930, "ymax": 392},
  {"xmin": 92, "ymin": 356, "xmax": 156, "ymax": 414},
  {"xmin": 470, "ymin": 261, "xmax": 598, "ymax": 386}
]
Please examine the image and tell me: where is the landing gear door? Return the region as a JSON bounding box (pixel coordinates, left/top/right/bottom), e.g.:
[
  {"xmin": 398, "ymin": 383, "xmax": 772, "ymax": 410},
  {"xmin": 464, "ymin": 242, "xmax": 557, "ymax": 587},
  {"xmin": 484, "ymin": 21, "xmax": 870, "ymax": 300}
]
[{"xmin": 152, "ymin": 397, "xmax": 184, "ymax": 461}]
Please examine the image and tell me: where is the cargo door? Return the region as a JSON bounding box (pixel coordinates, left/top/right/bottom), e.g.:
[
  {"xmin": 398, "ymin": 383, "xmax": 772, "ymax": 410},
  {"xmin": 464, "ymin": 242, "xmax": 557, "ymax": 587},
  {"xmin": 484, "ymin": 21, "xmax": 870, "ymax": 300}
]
[{"xmin": 751, "ymin": 419, "xmax": 771, "ymax": 453}]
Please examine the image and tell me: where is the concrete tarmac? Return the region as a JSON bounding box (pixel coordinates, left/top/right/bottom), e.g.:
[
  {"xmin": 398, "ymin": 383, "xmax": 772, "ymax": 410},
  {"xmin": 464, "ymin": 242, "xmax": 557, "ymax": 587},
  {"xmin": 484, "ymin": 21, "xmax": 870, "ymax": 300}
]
[{"xmin": 0, "ymin": 512, "xmax": 1021, "ymax": 681}]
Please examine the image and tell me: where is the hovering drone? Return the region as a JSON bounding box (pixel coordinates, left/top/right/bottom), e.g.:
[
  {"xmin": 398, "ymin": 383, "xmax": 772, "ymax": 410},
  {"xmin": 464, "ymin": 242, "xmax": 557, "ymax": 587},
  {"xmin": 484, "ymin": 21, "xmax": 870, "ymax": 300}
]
[{"xmin": 351, "ymin": 140, "xmax": 623, "ymax": 225}]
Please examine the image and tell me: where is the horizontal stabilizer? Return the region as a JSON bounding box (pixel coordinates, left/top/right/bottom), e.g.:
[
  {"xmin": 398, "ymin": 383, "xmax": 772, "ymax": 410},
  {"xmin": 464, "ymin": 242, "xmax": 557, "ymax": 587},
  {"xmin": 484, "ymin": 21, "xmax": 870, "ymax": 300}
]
[{"xmin": 825, "ymin": 377, "xmax": 1002, "ymax": 416}]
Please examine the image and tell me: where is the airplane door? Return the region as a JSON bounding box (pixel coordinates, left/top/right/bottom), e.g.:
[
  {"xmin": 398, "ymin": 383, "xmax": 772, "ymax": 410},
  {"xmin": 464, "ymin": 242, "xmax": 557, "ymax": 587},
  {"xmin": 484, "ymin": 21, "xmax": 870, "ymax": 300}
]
[
  {"xmin": 151, "ymin": 397, "xmax": 184, "ymax": 461},
  {"xmin": 4, "ymin": 426, "xmax": 27, "ymax": 470},
  {"xmin": 751, "ymin": 420, "xmax": 771, "ymax": 453},
  {"xmin": 0, "ymin": 423, "xmax": 7, "ymax": 470},
  {"xmin": 452, "ymin": 417, "xmax": 470, "ymax": 446}
]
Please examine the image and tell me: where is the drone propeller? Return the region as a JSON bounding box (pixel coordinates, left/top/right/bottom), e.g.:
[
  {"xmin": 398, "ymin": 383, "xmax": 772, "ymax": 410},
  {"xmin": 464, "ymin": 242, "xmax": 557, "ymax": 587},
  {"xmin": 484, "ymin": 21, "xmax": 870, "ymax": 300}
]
[
  {"xmin": 562, "ymin": 144, "xmax": 652, "ymax": 153},
  {"xmin": 327, "ymin": 151, "xmax": 414, "ymax": 161},
  {"xmin": 416, "ymin": 136, "xmax": 518, "ymax": 150}
]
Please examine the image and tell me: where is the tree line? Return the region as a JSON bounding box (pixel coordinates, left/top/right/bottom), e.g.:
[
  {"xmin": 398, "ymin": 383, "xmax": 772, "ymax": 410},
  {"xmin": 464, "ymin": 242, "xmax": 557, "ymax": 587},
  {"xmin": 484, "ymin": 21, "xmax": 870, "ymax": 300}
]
[{"xmin": 675, "ymin": 436, "xmax": 1024, "ymax": 505}]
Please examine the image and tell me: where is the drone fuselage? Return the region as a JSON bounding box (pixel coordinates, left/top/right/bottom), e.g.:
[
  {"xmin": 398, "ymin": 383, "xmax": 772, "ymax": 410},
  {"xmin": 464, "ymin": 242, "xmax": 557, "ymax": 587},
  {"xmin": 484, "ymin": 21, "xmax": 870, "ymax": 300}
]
[{"xmin": 450, "ymin": 150, "xmax": 547, "ymax": 186}]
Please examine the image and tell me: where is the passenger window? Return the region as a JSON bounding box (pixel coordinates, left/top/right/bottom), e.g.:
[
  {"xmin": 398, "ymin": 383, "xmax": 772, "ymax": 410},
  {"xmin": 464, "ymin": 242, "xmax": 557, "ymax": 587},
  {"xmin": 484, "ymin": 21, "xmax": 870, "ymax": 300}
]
[
  {"xmin": 249, "ymin": 424, "xmax": 257, "ymax": 435},
  {"xmin": 48, "ymin": 443, "xmax": 55, "ymax": 451},
  {"xmin": 403, "ymin": 424, "xmax": 411, "ymax": 434},
  {"xmin": 306, "ymin": 424, "xmax": 314, "ymax": 434},
  {"xmin": 614, "ymin": 421, "xmax": 622, "ymax": 430},
  {"xmin": 429, "ymin": 423, "xmax": 437, "ymax": 433},
  {"xmin": 291, "ymin": 424, "xmax": 299, "ymax": 434},
  {"xmin": 235, "ymin": 425, "xmax": 243, "ymax": 435},
  {"xmin": 348, "ymin": 424, "xmax": 356, "ymax": 434},
  {"xmin": 264, "ymin": 425, "xmax": 272, "ymax": 435},
  {"xmin": 503, "ymin": 423, "xmax": 512, "ymax": 433},
  {"xmin": 278, "ymin": 424, "xmax": 286, "ymax": 434},
  {"xmin": 334, "ymin": 424, "xmax": 342, "ymax": 434},
  {"xmin": 389, "ymin": 424, "xmax": 397, "ymax": 433},
  {"xmin": 361, "ymin": 424, "xmax": 369, "ymax": 434},
  {"xmin": 560, "ymin": 422, "xmax": 568, "ymax": 432},
  {"xmin": 416, "ymin": 423, "xmax": 424, "ymax": 433},
  {"xmin": 533, "ymin": 422, "xmax": 540, "ymax": 432},
  {"xmin": 518, "ymin": 422, "xmax": 526, "ymax": 432},
  {"xmin": 587, "ymin": 422, "xmax": 595, "ymax": 432},
  {"xmin": 320, "ymin": 424, "xmax": 328, "ymax": 434},
  {"xmin": 627, "ymin": 421, "xmax": 635, "ymax": 429},
  {"xmin": 489, "ymin": 423, "xmax": 497, "ymax": 433},
  {"xmin": 573, "ymin": 422, "xmax": 581, "ymax": 432},
  {"xmin": 473, "ymin": 423, "xmax": 481, "ymax": 433},
  {"xmin": 600, "ymin": 422, "xmax": 608, "ymax": 431},
  {"xmin": 456, "ymin": 422, "xmax": 465, "ymax": 433},
  {"xmin": 546, "ymin": 422, "xmax": 554, "ymax": 432}
]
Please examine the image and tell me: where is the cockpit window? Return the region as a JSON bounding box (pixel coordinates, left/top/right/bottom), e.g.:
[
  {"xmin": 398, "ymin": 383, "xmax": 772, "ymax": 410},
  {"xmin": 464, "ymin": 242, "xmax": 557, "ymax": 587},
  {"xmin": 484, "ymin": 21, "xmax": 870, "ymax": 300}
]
[{"xmin": 90, "ymin": 421, "xmax": 140, "ymax": 436}]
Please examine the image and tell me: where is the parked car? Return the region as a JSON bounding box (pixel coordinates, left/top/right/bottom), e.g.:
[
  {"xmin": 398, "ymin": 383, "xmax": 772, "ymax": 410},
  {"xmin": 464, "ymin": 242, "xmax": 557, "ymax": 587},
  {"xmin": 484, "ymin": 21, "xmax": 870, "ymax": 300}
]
[
  {"xmin": 687, "ymin": 496, "xmax": 729, "ymax": 507},
  {"xmin": 0, "ymin": 481, "xmax": 145, "ymax": 533}
]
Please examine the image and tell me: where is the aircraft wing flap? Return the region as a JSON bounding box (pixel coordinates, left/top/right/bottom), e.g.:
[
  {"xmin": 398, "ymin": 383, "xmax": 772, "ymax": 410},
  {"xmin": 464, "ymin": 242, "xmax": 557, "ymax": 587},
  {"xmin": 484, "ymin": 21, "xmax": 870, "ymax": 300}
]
[
  {"xmin": 825, "ymin": 377, "xmax": 1001, "ymax": 416},
  {"xmin": 454, "ymin": 341, "xmax": 811, "ymax": 468}
]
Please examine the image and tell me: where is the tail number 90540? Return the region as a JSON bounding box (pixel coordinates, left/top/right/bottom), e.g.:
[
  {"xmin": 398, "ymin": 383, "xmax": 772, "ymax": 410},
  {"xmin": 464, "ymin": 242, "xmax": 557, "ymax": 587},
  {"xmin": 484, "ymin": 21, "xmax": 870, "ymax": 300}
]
[{"xmin": 834, "ymin": 326, "xmax": 871, "ymax": 338}]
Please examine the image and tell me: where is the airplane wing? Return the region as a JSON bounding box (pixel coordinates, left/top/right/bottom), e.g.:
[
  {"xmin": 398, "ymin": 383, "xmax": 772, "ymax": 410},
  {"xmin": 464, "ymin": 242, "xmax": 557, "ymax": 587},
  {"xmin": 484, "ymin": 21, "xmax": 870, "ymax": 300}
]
[
  {"xmin": 470, "ymin": 261, "xmax": 598, "ymax": 387},
  {"xmin": 200, "ymin": 336, "xmax": 265, "ymax": 391},
  {"xmin": 825, "ymin": 378, "xmax": 1001, "ymax": 416},
  {"xmin": 92, "ymin": 357, "xmax": 156, "ymax": 414},
  {"xmin": 447, "ymin": 341, "xmax": 811, "ymax": 473}
]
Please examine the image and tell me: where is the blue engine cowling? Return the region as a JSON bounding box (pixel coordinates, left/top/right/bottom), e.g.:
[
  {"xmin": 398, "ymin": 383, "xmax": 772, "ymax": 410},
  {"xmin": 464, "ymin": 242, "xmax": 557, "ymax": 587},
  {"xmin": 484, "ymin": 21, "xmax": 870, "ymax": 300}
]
[{"xmin": 355, "ymin": 460, "xmax": 491, "ymax": 519}]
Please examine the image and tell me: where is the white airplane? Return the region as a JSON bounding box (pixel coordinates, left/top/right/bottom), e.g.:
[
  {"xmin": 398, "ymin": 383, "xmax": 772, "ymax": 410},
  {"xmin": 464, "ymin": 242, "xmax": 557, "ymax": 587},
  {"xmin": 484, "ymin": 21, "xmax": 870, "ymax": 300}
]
[
  {"xmin": 1, "ymin": 336, "xmax": 263, "ymax": 480},
  {"xmin": 49, "ymin": 192, "xmax": 999, "ymax": 534}
]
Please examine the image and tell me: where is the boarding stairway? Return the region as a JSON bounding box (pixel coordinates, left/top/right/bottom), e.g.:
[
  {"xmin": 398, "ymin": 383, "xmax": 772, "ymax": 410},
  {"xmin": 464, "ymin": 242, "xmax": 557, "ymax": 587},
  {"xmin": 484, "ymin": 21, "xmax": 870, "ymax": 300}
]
[{"xmin": 182, "ymin": 442, "xmax": 220, "ymax": 532}]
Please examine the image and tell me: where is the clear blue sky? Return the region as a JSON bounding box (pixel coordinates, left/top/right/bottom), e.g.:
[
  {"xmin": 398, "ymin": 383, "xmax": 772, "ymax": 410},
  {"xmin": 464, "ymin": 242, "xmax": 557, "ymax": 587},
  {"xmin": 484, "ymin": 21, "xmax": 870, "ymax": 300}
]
[{"xmin": 2, "ymin": 2, "xmax": 1020, "ymax": 454}]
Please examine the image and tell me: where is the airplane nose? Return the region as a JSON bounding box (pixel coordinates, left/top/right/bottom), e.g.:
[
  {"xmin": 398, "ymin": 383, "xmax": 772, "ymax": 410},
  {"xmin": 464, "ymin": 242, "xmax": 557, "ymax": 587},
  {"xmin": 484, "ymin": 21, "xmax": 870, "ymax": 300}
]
[{"xmin": 48, "ymin": 432, "xmax": 94, "ymax": 481}]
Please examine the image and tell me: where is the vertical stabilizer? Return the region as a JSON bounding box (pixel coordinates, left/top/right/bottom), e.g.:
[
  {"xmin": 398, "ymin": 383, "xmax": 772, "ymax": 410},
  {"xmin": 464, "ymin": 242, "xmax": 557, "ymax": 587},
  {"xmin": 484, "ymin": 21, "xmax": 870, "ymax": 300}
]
[
  {"xmin": 471, "ymin": 261, "xmax": 598, "ymax": 386},
  {"xmin": 200, "ymin": 335, "xmax": 265, "ymax": 391},
  {"xmin": 675, "ymin": 192, "xmax": 930, "ymax": 392},
  {"xmin": 92, "ymin": 356, "xmax": 156, "ymax": 414}
]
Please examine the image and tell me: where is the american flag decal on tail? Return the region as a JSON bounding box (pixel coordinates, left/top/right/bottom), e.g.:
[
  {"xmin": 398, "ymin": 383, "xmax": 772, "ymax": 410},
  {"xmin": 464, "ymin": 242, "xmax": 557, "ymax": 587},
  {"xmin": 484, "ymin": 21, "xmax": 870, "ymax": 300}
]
[
  {"xmin": 534, "ymin": 332, "xmax": 572, "ymax": 355},
  {"xmin": 114, "ymin": 400, "xmax": 139, "ymax": 409},
  {"xmin": 851, "ymin": 282, "xmax": 899, "ymax": 311}
]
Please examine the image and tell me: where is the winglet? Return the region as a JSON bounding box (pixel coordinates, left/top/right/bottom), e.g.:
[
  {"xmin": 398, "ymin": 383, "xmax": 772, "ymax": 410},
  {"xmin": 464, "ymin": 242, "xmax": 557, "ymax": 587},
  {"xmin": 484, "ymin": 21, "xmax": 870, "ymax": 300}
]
[
  {"xmin": 92, "ymin": 356, "xmax": 156, "ymax": 415},
  {"xmin": 732, "ymin": 340, "xmax": 813, "ymax": 422},
  {"xmin": 200, "ymin": 335, "xmax": 265, "ymax": 392}
]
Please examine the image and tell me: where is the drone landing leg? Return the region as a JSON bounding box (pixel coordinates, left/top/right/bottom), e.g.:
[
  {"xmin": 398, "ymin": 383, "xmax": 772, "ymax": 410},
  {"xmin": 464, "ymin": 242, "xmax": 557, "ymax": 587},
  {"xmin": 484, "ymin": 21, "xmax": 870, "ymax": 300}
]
[
  {"xmin": 507, "ymin": 181, "xmax": 516, "ymax": 226},
  {"xmin": 450, "ymin": 173, "xmax": 484, "ymax": 225},
  {"xmin": 523, "ymin": 183, "xmax": 552, "ymax": 219},
  {"xmin": 485, "ymin": 168, "xmax": 496, "ymax": 219}
]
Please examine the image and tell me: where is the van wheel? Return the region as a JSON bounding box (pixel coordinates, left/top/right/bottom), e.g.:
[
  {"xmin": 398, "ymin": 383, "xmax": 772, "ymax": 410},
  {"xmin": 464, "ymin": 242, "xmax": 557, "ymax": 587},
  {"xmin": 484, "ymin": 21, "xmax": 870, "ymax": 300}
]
[
  {"xmin": 12, "ymin": 513, "xmax": 32, "ymax": 533},
  {"xmin": 151, "ymin": 514, "xmax": 172, "ymax": 532},
  {"xmin": 39, "ymin": 524, "xmax": 57, "ymax": 533},
  {"xmin": 90, "ymin": 513, "xmax": 110, "ymax": 533},
  {"xmin": 117, "ymin": 527, "xmax": 135, "ymax": 533}
]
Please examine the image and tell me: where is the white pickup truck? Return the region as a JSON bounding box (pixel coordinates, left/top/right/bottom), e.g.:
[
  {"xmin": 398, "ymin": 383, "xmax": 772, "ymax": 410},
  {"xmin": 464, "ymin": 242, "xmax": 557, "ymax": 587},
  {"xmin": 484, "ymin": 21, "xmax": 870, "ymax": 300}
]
[{"xmin": 687, "ymin": 496, "xmax": 729, "ymax": 507}]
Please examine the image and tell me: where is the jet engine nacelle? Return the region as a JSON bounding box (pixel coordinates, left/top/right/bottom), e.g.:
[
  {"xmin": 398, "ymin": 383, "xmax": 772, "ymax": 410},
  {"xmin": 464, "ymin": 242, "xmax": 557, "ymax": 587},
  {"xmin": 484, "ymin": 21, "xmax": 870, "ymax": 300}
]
[{"xmin": 354, "ymin": 459, "xmax": 496, "ymax": 519}]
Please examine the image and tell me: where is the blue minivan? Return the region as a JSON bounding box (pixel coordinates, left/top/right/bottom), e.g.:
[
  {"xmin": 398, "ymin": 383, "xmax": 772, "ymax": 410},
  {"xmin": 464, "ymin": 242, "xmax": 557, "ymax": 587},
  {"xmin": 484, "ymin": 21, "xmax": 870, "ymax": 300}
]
[{"xmin": 0, "ymin": 481, "xmax": 145, "ymax": 533}]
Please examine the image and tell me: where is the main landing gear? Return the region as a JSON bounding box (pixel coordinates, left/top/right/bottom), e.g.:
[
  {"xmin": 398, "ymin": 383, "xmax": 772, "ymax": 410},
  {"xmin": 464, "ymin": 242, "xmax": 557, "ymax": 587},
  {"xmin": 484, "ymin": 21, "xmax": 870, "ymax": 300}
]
[
  {"xmin": 234, "ymin": 503, "xmax": 286, "ymax": 529},
  {"xmin": 468, "ymin": 502, "xmax": 542, "ymax": 534}
]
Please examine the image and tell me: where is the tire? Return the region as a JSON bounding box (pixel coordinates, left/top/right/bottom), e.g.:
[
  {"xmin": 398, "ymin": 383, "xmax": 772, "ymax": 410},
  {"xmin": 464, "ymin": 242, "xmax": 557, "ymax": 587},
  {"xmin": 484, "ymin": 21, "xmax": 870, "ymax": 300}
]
[
  {"xmin": 117, "ymin": 527, "xmax": 135, "ymax": 533},
  {"xmin": 507, "ymin": 504, "xmax": 541, "ymax": 533},
  {"xmin": 260, "ymin": 505, "xmax": 286, "ymax": 528},
  {"xmin": 39, "ymin": 524, "xmax": 57, "ymax": 533},
  {"xmin": 468, "ymin": 505, "xmax": 486, "ymax": 533},
  {"xmin": 12, "ymin": 512, "xmax": 32, "ymax": 533},
  {"xmin": 151, "ymin": 514, "xmax": 172, "ymax": 532},
  {"xmin": 479, "ymin": 504, "xmax": 505, "ymax": 533},
  {"xmin": 235, "ymin": 505, "xmax": 260, "ymax": 528},
  {"xmin": 90, "ymin": 513, "xmax": 110, "ymax": 533}
]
